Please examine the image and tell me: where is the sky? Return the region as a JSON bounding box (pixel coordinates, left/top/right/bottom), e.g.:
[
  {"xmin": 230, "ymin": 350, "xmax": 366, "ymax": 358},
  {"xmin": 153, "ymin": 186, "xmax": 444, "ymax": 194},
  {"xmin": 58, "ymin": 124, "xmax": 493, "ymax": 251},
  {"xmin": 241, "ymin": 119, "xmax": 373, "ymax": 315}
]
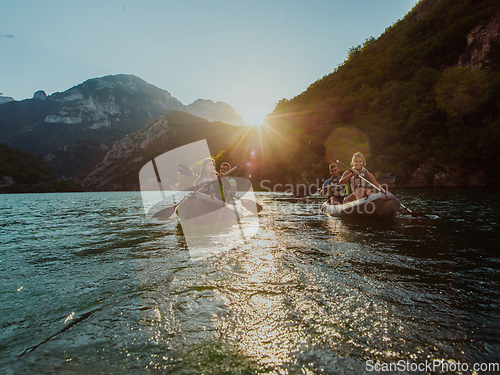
[{"xmin": 1, "ymin": 0, "xmax": 419, "ymax": 125}]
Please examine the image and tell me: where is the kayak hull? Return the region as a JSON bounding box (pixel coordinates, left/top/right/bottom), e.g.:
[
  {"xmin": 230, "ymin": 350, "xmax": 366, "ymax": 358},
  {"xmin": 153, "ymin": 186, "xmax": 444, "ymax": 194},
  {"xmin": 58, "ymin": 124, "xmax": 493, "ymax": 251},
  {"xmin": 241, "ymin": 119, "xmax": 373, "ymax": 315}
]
[
  {"xmin": 321, "ymin": 192, "xmax": 400, "ymax": 221},
  {"xmin": 176, "ymin": 193, "xmax": 243, "ymax": 227}
]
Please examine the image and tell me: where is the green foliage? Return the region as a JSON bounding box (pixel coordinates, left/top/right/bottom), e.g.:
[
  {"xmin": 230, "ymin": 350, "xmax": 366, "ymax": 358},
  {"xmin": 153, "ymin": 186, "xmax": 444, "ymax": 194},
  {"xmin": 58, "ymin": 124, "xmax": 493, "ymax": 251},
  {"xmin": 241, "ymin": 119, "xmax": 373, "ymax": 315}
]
[
  {"xmin": 435, "ymin": 68, "xmax": 489, "ymax": 117},
  {"xmin": 0, "ymin": 143, "xmax": 85, "ymax": 192},
  {"xmin": 0, "ymin": 143, "xmax": 57, "ymax": 184},
  {"xmin": 263, "ymin": 0, "xmax": 500, "ymax": 186}
]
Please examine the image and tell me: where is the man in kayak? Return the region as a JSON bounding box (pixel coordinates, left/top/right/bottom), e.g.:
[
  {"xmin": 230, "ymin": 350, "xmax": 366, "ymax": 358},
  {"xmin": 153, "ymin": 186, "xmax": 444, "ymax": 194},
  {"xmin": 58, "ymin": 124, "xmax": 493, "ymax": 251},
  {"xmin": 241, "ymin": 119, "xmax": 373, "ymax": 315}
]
[
  {"xmin": 339, "ymin": 152, "xmax": 385, "ymax": 203},
  {"xmin": 219, "ymin": 162, "xmax": 237, "ymax": 203},
  {"xmin": 320, "ymin": 163, "xmax": 344, "ymax": 204}
]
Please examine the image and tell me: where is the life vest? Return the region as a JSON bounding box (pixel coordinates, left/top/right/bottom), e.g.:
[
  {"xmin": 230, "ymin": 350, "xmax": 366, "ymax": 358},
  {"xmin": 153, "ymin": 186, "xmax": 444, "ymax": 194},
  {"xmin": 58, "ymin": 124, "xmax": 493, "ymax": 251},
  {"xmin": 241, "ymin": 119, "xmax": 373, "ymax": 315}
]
[
  {"xmin": 346, "ymin": 168, "xmax": 368, "ymax": 195},
  {"xmin": 218, "ymin": 177, "xmax": 234, "ymax": 201},
  {"xmin": 195, "ymin": 176, "xmax": 220, "ymax": 198},
  {"xmin": 323, "ymin": 175, "xmax": 345, "ymax": 197}
]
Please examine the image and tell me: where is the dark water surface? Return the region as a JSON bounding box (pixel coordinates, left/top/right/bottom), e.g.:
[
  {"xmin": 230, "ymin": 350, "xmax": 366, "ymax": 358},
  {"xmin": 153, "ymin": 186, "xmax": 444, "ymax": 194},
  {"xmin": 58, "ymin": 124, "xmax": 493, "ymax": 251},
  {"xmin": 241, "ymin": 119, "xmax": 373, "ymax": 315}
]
[{"xmin": 1, "ymin": 189, "xmax": 499, "ymax": 374}]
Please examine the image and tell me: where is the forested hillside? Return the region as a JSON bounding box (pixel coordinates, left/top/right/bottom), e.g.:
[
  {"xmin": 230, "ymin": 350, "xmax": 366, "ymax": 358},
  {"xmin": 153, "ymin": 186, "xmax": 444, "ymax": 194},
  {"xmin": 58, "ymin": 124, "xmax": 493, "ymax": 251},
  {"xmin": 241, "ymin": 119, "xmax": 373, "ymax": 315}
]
[
  {"xmin": 258, "ymin": 0, "xmax": 500, "ymax": 187},
  {"xmin": 0, "ymin": 144, "xmax": 82, "ymax": 193}
]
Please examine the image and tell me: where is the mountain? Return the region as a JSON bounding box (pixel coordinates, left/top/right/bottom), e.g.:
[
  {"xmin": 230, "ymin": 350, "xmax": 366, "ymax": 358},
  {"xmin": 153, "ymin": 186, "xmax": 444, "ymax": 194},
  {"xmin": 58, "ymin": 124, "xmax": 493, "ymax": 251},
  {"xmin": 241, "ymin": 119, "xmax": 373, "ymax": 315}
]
[
  {"xmin": 0, "ymin": 96, "xmax": 15, "ymax": 105},
  {"xmin": 187, "ymin": 99, "xmax": 246, "ymax": 126},
  {"xmin": 82, "ymin": 111, "xmax": 249, "ymax": 191},
  {"xmin": 0, "ymin": 74, "xmax": 245, "ymax": 180},
  {"xmin": 261, "ymin": 0, "xmax": 500, "ymax": 187}
]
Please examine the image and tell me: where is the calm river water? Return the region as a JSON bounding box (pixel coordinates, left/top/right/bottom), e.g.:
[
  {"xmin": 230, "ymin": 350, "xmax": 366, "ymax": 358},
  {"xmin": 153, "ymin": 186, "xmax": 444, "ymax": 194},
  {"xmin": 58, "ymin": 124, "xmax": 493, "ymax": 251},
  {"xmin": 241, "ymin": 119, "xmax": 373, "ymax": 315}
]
[{"xmin": 1, "ymin": 189, "xmax": 499, "ymax": 374}]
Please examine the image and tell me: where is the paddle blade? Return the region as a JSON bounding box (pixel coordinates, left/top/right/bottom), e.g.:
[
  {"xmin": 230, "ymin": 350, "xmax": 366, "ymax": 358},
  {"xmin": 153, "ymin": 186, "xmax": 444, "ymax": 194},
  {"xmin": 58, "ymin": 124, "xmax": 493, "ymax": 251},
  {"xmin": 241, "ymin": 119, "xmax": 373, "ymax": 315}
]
[
  {"xmin": 239, "ymin": 198, "xmax": 263, "ymax": 214},
  {"xmin": 401, "ymin": 202, "xmax": 430, "ymax": 219},
  {"xmin": 152, "ymin": 205, "xmax": 176, "ymax": 219},
  {"xmin": 411, "ymin": 211, "xmax": 430, "ymax": 219},
  {"xmin": 178, "ymin": 164, "xmax": 194, "ymax": 176},
  {"xmin": 377, "ymin": 173, "xmax": 396, "ymax": 184}
]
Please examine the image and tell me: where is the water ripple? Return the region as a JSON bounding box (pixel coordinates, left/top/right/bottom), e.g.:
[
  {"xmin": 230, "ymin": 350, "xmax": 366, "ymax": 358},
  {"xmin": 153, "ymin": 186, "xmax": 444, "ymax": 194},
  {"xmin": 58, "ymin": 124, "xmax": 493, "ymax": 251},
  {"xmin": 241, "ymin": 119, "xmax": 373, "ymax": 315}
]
[{"xmin": 0, "ymin": 190, "xmax": 499, "ymax": 373}]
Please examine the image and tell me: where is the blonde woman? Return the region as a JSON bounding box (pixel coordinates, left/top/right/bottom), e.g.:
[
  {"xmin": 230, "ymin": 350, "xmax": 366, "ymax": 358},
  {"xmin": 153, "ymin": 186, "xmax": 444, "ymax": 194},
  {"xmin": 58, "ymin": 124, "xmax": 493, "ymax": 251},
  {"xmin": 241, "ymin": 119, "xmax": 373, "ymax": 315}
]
[{"xmin": 339, "ymin": 152, "xmax": 385, "ymax": 203}]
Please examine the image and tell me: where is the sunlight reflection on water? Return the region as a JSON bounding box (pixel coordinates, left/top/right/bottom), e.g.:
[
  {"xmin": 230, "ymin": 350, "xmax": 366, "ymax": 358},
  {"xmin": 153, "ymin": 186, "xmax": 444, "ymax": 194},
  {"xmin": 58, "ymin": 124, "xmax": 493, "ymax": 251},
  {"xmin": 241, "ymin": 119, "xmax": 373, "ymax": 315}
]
[{"xmin": 1, "ymin": 190, "xmax": 499, "ymax": 373}]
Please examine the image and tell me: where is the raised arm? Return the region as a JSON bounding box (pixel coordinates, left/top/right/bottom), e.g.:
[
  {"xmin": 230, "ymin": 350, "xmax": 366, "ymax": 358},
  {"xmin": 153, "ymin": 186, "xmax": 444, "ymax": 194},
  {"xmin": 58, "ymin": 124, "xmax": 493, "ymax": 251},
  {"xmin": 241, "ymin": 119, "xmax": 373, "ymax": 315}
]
[
  {"xmin": 339, "ymin": 170, "xmax": 352, "ymax": 185},
  {"xmin": 366, "ymin": 172, "xmax": 385, "ymax": 192}
]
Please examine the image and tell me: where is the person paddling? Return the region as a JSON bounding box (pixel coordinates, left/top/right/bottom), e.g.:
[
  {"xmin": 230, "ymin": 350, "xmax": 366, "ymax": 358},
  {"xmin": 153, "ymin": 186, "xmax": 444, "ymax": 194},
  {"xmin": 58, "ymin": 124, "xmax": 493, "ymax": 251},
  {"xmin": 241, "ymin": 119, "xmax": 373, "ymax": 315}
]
[
  {"xmin": 320, "ymin": 163, "xmax": 344, "ymax": 204},
  {"xmin": 219, "ymin": 162, "xmax": 237, "ymax": 203},
  {"xmin": 339, "ymin": 152, "xmax": 385, "ymax": 203},
  {"xmin": 193, "ymin": 158, "xmax": 222, "ymax": 199}
]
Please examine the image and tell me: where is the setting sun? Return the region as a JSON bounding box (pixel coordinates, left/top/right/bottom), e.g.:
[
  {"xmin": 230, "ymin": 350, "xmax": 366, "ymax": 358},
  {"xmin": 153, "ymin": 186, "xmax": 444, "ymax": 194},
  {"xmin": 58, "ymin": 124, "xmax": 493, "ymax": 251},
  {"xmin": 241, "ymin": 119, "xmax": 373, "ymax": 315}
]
[{"xmin": 243, "ymin": 106, "xmax": 269, "ymax": 126}]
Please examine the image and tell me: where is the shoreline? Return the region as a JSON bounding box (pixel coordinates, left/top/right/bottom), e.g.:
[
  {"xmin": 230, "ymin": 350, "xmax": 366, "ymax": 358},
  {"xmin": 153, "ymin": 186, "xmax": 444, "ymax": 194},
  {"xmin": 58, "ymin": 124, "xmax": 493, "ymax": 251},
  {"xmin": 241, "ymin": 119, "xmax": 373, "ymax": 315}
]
[{"xmin": 1, "ymin": 185, "xmax": 497, "ymax": 195}]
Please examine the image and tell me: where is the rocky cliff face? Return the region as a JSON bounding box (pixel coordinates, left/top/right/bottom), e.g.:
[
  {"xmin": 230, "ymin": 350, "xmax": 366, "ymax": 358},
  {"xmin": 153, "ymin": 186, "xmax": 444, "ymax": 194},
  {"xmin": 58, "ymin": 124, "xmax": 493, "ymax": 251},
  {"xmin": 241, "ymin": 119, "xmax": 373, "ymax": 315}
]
[
  {"xmin": 0, "ymin": 74, "xmax": 247, "ymax": 180},
  {"xmin": 81, "ymin": 111, "xmax": 247, "ymax": 191},
  {"xmin": 458, "ymin": 11, "xmax": 500, "ymax": 70},
  {"xmin": 0, "ymin": 95, "xmax": 15, "ymax": 105},
  {"xmin": 406, "ymin": 161, "xmax": 488, "ymax": 187},
  {"xmin": 43, "ymin": 140, "xmax": 111, "ymax": 180},
  {"xmin": 0, "ymin": 176, "xmax": 15, "ymax": 186},
  {"xmin": 403, "ymin": 10, "xmax": 500, "ymax": 187},
  {"xmin": 81, "ymin": 116, "xmax": 173, "ymax": 191},
  {"xmin": 45, "ymin": 74, "xmax": 185, "ymax": 130},
  {"xmin": 33, "ymin": 90, "xmax": 48, "ymax": 100},
  {"xmin": 0, "ymin": 74, "xmax": 184, "ymax": 154}
]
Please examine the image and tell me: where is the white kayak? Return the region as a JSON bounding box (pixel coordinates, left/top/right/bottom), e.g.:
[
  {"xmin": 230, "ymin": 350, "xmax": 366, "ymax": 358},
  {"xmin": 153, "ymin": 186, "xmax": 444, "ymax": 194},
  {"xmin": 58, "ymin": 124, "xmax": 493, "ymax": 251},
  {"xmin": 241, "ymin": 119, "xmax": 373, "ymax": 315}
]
[
  {"xmin": 321, "ymin": 192, "xmax": 400, "ymax": 221},
  {"xmin": 175, "ymin": 192, "xmax": 244, "ymax": 227}
]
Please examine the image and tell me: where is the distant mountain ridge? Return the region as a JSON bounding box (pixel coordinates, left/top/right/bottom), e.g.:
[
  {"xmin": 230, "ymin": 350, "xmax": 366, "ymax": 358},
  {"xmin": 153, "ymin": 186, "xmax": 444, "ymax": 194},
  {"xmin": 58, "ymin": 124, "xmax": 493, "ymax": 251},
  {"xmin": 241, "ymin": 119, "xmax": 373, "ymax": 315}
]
[
  {"xmin": 82, "ymin": 111, "xmax": 248, "ymax": 191},
  {"xmin": 0, "ymin": 95, "xmax": 14, "ymax": 105},
  {"xmin": 187, "ymin": 99, "xmax": 246, "ymax": 126},
  {"xmin": 0, "ymin": 74, "xmax": 245, "ymax": 179},
  {"xmin": 41, "ymin": 75, "xmax": 184, "ymax": 130}
]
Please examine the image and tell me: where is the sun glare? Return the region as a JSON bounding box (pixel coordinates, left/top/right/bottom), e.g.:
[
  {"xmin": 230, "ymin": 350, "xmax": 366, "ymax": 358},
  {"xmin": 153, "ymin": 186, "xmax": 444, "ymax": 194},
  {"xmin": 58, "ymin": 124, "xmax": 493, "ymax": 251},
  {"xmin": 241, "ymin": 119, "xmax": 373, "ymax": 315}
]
[{"xmin": 243, "ymin": 106, "xmax": 268, "ymax": 126}]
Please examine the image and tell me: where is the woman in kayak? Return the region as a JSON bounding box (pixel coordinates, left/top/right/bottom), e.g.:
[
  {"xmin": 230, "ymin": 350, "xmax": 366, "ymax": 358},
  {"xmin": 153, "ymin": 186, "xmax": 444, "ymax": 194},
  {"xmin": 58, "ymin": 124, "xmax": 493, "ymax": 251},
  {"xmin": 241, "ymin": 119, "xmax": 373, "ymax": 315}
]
[
  {"xmin": 194, "ymin": 158, "xmax": 221, "ymax": 199},
  {"xmin": 340, "ymin": 152, "xmax": 385, "ymax": 203}
]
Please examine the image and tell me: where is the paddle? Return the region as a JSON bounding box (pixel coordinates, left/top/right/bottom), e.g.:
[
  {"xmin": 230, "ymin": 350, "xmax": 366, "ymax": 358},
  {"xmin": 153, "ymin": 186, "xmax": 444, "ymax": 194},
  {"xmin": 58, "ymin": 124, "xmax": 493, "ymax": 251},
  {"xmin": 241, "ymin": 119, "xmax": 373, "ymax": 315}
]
[
  {"xmin": 376, "ymin": 173, "xmax": 396, "ymax": 185},
  {"xmin": 152, "ymin": 205, "xmax": 176, "ymax": 219},
  {"xmin": 234, "ymin": 196, "xmax": 263, "ymax": 213},
  {"xmin": 178, "ymin": 163, "xmax": 196, "ymax": 176},
  {"xmin": 331, "ymin": 156, "xmax": 429, "ymax": 218}
]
